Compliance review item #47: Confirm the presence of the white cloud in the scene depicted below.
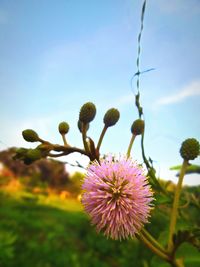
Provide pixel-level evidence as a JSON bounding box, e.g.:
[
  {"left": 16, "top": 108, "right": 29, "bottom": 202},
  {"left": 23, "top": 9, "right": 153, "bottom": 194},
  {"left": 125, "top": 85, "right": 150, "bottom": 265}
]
[{"left": 155, "top": 80, "right": 200, "bottom": 106}]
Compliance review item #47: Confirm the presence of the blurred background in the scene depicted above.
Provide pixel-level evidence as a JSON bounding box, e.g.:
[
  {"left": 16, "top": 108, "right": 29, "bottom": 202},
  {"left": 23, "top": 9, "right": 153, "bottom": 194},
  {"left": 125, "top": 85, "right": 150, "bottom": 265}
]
[{"left": 0, "top": 0, "right": 200, "bottom": 266}]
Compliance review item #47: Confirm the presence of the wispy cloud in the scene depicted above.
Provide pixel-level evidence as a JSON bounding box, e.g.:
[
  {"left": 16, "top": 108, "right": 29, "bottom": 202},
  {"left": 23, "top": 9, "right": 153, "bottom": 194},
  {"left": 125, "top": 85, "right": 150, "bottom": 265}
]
[{"left": 155, "top": 80, "right": 200, "bottom": 106}]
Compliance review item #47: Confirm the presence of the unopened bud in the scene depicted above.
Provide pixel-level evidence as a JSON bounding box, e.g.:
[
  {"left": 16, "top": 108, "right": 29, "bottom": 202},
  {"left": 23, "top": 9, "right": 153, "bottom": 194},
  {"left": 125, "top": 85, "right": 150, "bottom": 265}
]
[
  {"left": 58, "top": 122, "right": 69, "bottom": 135},
  {"left": 13, "top": 148, "right": 28, "bottom": 160},
  {"left": 24, "top": 149, "right": 42, "bottom": 165},
  {"left": 37, "top": 144, "right": 52, "bottom": 157},
  {"left": 131, "top": 119, "right": 145, "bottom": 135},
  {"left": 103, "top": 108, "right": 120, "bottom": 127},
  {"left": 79, "top": 102, "right": 96, "bottom": 124},
  {"left": 22, "top": 129, "right": 40, "bottom": 142},
  {"left": 78, "top": 120, "right": 89, "bottom": 133},
  {"left": 180, "top": 138, "right": 199, "bottom": 161}
]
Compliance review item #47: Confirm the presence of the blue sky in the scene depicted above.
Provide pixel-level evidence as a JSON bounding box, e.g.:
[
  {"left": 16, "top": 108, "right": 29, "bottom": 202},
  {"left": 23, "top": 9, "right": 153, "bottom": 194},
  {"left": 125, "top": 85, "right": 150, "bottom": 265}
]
[{"left": 0, "top": 0, "right": 200, "bottom": 184}]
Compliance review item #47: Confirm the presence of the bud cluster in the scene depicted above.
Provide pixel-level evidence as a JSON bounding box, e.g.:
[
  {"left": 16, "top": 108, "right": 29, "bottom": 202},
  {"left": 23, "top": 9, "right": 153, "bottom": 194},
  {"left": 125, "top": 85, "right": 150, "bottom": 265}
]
[
  {"left": 16, "top": 101, "right": 199, "bottom": 170},
  {"left": 15, "top": 101, "right": 121, "bottom": 164},
  {"left": 14, "top": 147, "right": 41, "bottom": 165}
]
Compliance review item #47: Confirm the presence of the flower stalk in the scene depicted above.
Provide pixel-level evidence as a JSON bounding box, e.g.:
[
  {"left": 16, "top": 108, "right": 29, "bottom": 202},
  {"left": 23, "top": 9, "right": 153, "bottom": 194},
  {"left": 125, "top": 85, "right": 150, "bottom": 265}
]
[
  {"left": 81, "top": 123, "right": 90, "bottom": 155},
  {"left": 138, "top": 232, "right": 170, "bottom": 262},
  {"left": 167, "top": 159, "right": 188, "bottom": 252},
  {"left": 127, "top": 134, "right": 136, "bottom": 158},
  {"left": 61, "top": 134, "right": 68, "bottom": 147},
  {"left": 139, "top": 230, "right": 185, "bottom": 267},
  {"left": 97, "top": 125, "right": 107, "bottom": 151},
  {"left": 140, "top": 228, "right": 167, "bottom": 255}
]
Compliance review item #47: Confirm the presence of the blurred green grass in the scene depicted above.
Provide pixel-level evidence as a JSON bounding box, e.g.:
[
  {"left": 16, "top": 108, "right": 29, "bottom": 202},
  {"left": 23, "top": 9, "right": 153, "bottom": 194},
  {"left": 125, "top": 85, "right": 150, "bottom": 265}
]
[
  {"left": 0, "top": 190, "right": 144, "bottom": 267},
  {"left": 0, "top": 186, "right": 199, "bottom": 267}
]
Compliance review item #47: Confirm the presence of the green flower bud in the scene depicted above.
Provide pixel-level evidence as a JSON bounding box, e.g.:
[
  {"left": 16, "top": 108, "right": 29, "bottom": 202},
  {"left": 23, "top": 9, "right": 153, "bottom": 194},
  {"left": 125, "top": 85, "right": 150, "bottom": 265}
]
[
  {"left": 37, "top": 144, "right": 52, "bottom": 151},
  {"left": 37, "top": 144, "right": 52, "bottom": 157},
  {"left": 131, "top": 119, "right": 145, "bottom": 135},
  {"left": 22, "top": 129, "right": 40, "bottom": 142},
  {"left": 79, "top": 102, "right": 96, "bottom": 124},
  {"left": 180, "top": 138, "right": 200, "bottom": 161},
  {"left": 77, "top": 120, "right": 89, "bottom": 133},
  {"left": 58, "top": 122, "right": 69, "bottom": 135},
  {"left": 103, "top": 108, "right": 120, "bottom": 127},
  {"left": 24, "top": 149, "right": 42, "bottom": 165},
  {"left": 13, "top": 148, "right": 28, "bottom": 160}
]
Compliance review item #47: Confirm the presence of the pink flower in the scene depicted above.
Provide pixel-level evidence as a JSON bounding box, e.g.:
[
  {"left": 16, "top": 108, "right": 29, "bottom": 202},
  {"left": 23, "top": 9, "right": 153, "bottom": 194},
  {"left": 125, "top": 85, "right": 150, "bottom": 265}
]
[{"left": 82, "top": 155, "right": 154, "bottom": 240}]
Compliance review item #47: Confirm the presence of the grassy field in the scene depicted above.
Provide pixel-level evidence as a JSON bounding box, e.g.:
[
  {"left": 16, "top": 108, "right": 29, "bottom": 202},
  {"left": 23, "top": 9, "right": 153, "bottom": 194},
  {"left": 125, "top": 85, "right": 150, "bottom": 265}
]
[{"left": 0, "top": 182, "right": 200, "bottom": 267}]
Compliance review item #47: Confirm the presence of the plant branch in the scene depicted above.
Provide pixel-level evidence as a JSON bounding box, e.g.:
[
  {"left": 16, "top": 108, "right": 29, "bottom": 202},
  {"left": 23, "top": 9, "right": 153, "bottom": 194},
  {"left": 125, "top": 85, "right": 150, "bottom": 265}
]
[{"left": 49, "top": 145, "right": 88, "bottom": 157}]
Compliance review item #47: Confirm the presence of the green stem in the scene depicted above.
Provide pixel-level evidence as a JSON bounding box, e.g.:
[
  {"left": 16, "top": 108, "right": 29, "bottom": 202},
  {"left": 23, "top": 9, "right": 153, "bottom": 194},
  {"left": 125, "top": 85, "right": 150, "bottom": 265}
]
[
  {"left": 167, "top": 159, "right": 188, "bottom": 252},
  {"left": 81, "top": 123, "right": 90, "bottom": 154},
  {"left": 126, "top": 134, "right": 136, "bottom": 158},
  {"left": 141, "top": 132, "right": 150, "bottom": 168},
  {"left": 61, "top": 134, "right": 68, "bottom": 147},
  {"left": 141, "top": 228, "right": 167, "bottom": 255},
  {"left": 171, "top": 258, "right": 185, "bottom": 267},
  {"left": 138, "top": 232, "right": 170, "bottom": 262},
  {"left": 97, "top": 125, "right": 107, "bottom": 151},
  {"left": 141, "top": 132, "right": 168, "bottom": 195},
  {"left": 38, "top": 138, "right": 49, "bottom": 144},
  {"left": 138, "top": 231, "right": 184, "bottom": 267}
]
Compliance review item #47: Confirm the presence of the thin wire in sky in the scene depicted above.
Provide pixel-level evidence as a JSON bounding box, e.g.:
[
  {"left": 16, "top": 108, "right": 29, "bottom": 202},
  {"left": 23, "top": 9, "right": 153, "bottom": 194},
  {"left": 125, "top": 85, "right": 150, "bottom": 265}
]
[{"left": 130, "top": 0, "right": 155, "bottom": 94}]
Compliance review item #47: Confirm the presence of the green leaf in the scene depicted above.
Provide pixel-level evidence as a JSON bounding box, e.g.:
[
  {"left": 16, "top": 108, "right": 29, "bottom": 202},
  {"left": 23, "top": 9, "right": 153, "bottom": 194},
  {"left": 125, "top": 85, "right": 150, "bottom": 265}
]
[
  {"left": 173, "top": 229, "right": 200, "bottom": 252},
  {"left": 170, "top": 164, "right": 200, "bottom": 175},
  {"left": 176, "top": 243, "right": 200, "bottom": 267},
  {"left": 155, "top": 194, "right": 172, "bottom": 205}
]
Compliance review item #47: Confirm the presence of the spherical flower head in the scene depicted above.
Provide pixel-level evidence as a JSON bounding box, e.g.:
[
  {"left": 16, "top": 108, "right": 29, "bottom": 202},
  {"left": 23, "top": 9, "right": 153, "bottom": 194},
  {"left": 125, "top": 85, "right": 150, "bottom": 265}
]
[{"left": 82, "top": 155, "right": 154, "bottom": 240}]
